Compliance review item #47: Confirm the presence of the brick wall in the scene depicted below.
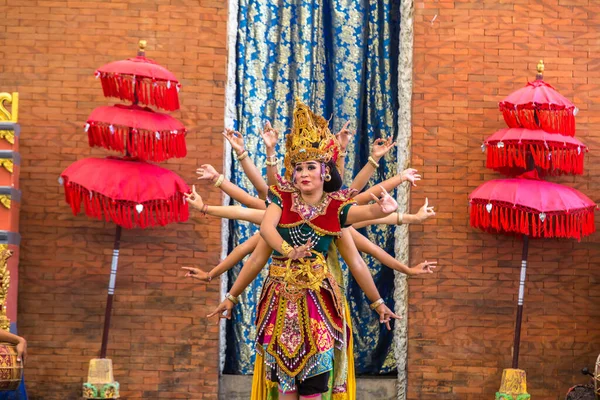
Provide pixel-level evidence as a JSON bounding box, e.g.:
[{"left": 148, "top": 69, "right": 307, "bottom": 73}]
[
  {"left": 1, "top": 1, "right": 227, "bottom": 398},
  {"left": 409, "top": 1, "right": 600, "bottom": 399}
]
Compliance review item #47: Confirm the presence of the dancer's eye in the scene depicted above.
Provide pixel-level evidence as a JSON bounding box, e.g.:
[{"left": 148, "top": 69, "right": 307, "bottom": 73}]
[
  {"left": 295, "top": 166, "right": 303, "bottom": 172},
  {"left": 308, "top": 165, "right": 316, "bottom": 170}
]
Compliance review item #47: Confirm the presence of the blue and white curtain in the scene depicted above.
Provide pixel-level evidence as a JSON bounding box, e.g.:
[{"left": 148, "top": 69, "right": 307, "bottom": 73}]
[{"left": 224, "top": 0, "right": 402, "bottom": 375}]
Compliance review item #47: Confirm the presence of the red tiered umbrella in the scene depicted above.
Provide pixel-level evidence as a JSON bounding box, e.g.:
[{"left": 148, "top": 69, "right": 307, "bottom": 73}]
[
  {"left": 470, "top": 62, "right": 597, "bottom": 373},
  {"left": 96, "top": 49, "right": 181, "bottom": 111},
  {"left": 61, "top": 41, "right": 189, "bottom": 365},
  {"left": 499, "top": 61, "right": 577, "bottom": 136},
  {"left": 61, "top": 157, "right": 189, "bottom": 229},
  {"left": 484, "top": 128, "right": 588, "bottom": 176},
  {"left": 86, "top": 104, "right": 187, "bottom": 161}
]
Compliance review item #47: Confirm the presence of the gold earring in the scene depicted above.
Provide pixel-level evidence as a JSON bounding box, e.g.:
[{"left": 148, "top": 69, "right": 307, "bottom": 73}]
[{"left": 324, "top": 173, "right": 331, "bottom": 182}]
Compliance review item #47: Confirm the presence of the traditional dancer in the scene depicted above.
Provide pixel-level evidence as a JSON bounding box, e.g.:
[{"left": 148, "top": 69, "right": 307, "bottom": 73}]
[{"left": 203, "top": 99, "right": 423, "bottom": 399}]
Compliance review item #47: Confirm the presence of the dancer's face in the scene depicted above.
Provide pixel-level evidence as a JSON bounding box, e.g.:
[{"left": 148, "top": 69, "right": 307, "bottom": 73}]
[{"left": 293, "top": 161, "right": 324, "bottom": 193}]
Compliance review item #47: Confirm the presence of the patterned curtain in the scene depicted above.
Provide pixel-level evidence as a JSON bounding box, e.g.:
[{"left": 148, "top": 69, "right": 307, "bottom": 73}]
[{"left": 224, "top": 0, "right": 401, "bottom": 375}]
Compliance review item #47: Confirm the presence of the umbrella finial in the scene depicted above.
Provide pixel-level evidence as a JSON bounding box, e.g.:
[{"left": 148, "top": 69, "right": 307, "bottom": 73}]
[
  {"left": 536, "top": 59, "right": 544, "bottom": 80},
  {"left": 138, "top": 40, "right": 147, "bottom": 57}
]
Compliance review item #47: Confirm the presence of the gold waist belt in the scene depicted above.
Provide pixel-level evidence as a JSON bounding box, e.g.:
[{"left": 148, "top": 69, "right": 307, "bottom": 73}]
[{"left": 270, "top": 253, "right": 328, "bottom": 291}]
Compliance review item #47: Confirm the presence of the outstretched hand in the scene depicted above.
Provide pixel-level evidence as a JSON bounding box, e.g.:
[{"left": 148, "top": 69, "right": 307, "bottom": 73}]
[
  {"left": 408, "top": 260, "right": 438, "bottom": 276},
  {"left": 207, "top": 299, "right": 235, "bottom": 324},
  {"left": 375, "top": 303, "right": 401, "bottom": 331},
  {"left": 196, "top": 164, "right": 220, "bottom": 183},
  {"left": 335, "top": 121, "right": 354, "bottom": 152},
  {"left": 371, "top": 137, "right": 396, "bottom": 160},
  {"left": 370, "top": 187, "right": 398, "bottom": 214},
  {"left": 416, "top": 198, "right": 435, "bottom": 222},
  {"left": 259, "top": 121, "right": 279, "bottom": 150},
  {"left": 222, "top": 128, "right": 245, "bottom": 155},
  {"left": 401, "top": 168, "right": 421, "bottom": 187},
  {"left": 182, "top": 266, "right": 210, "bottom": 282},
  {"left": 184, "top": 185, "right": 205, "bottom": 210}
]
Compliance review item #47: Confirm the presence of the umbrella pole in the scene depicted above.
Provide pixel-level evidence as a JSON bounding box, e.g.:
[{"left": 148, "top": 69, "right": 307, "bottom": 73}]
[
  {"left": 100, "top": 225, "right": 122, "bottom": 358},
  {"left": 512, "top": 234, "right": 529, "bottom": 369}
]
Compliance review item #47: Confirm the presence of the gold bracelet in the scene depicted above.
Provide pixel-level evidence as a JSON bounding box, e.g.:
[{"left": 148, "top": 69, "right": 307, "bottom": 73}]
[
  {"left": 265, "top": 158, "right": 278, "bottom": 166},
  {"left": 368, "top": 156, "right": 379, "bottom": 168},
  {"left": 236, "top": 150, "right": 248, "bottom": 161},
  {"left": 340, "top": 151, "right": 347, "bottom": 157},
  {"left": 280, "top": 241, "right": 293, "bottom": 257},
  {"left": 225, "top": 292, "right": 239, "bottom": 305},
  {"left": 214, "top": 174, "right": 225, "bottom": 188},
  {"left": 397, "top": 211, "right": 404, "bottom": 225},
  {"left": 369, "top": 298, "right": 384, "bottom": 310}
]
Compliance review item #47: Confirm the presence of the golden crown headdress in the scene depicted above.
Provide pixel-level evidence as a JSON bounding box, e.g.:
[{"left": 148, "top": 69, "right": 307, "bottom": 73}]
[{"left": 283, "top": 98, "right": 339, "bottom": 179}]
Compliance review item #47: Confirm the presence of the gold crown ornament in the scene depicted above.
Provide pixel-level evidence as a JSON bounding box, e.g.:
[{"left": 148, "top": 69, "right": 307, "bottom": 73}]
[{"left": 283, "top": 98, "right": 339, "bottom": 179}]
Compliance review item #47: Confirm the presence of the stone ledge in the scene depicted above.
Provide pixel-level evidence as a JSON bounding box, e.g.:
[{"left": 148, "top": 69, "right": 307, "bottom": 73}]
[{"left": 219, "top": 374, "right": 397, "bottom": 399}]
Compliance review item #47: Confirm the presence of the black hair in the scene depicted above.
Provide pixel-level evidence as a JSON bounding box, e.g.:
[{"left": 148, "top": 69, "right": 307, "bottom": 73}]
[{"left": 323, "top": 159, "right": 342, "bottom": 192}]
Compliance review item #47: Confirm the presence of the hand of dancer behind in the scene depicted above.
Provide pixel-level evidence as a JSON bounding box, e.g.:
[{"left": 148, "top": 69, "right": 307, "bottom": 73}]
[
  {"left": 287, "top": 239, "right": 312, "bottom": 260},
  {"left": 335, "top": 121, "right": 354, "bottom": 152},
  {"left": 415, "top": 197, "right": 435, "bottom": 222},
  {"left": 259, "top": 121, "right": 279, "bottom": 150},
  {"left": 401, "top": 168, "right": 421, "bottom": 186},
  {"left": 207, "top": 298, "right": 235, "bottom": 324},
  {"left": 183, "top": 185, "right": 204, "bottom": 210},
  {"left": 196, "top": 164, "right": 220, "bottom": 183},
  {"left": 222, "top": 128, "right": 245, "bottom": 155},
  {"left": 16, "top": 339, "right": 26, "bottom": 365},
  {"left": 375, "top": 303, "right": 401, "bottom": 331},
  {"left": 370, "top": 187, "right": 398, "bottom": 214},
  {"left": 181, "top": 266, "right": 210, "bottom": 282},
  {"left": 371, "top": 137, "right": 396, "bottom": 160},
  {"left": 408, "top": 261, "right": 438, "bottom": 276}
]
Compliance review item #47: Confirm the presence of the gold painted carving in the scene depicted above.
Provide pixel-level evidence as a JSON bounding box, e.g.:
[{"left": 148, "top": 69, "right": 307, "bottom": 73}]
[
  {"left": 0, "top": 196, "right": 10, "bottom": 209},
  {"left": 0, "top": 93, "right": 18, "bottom": 146},
  {"left": 0, "top": 160, "right": 13, "bottom": 174},
  {"left": 0, "top": 245, "right": 12, "bottom": 332}
]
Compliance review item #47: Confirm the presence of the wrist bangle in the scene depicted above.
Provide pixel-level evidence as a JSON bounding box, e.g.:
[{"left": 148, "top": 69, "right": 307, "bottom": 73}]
[
  {"left": 266, "top": 154, "right": 277, "bottom": 160},
  {"left": 225, "top": 292, "right": 239, "bottom": 305},
  {"left": 201, "top": 204, "right": 208, "bottom": 217},
  {"left": 265, "top": 158, "right": 278, "bottom": 166},
  {"left": 236, "top": 150, "right": 248, "bottom": 161},
  {"left": 369, "top": 298, "right": 384, "bottom": 310},
  {"left": 280, "top": 241, "right": 293, "bottom": 257},
  {"left": 207, "top": 272, "right": 212, "bottom": 282},
  {"left": 340, "top": 151, "right": 347, "bottom": 157},
  {"left": 214, "top": 174, "right": 225, "bottom": 188},
  {"left": 396, "top": 211, "right": 403, "bottom": 225},
  {"left": 368, "top": 156, "right": 379, "bottom": 169}
]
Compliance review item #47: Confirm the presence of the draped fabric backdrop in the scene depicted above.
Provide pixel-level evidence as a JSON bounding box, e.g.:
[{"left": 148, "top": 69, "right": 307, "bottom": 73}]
[{"left": 224, "top": 0, "right": 402, "bottom": 375}]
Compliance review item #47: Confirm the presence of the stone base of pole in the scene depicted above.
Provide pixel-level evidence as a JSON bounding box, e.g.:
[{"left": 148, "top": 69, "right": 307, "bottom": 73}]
[
  {"left": 82, "top": 358, "right": 120, "bottom": 399},
  {"left": 495, "top": 368, "right": 530, "bottom": 400}
]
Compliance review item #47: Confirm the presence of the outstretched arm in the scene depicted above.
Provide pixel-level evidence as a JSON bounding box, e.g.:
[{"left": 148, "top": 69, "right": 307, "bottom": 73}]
[
  {"left": 354, "top": 168, "right": 421, "bottom": 205},
  {"left": 335, "top": 121, "right": 354, "bottom": 178},
  {"left": 350, "top": 137, "right": 396, "bottom": 191},
  {"left": 351, "top": 198, "right": 435, "bottom": 229},
  {"left": 206, "top": 237, "right": 273, "bottom": 322},
  {"left": 223, "top": 128, "right": 269, "bottom": 199},
  {"left": 336, "top": 228, "right": 400, "bottom": 330},
  {"left": 349, "top": 228, "right": 437, "bottom": 276},
  {"left": 260, "top": 121, "right": 281, "bottom": 186},
  {"left": 345, "top": 187, "right": 398, "bottom": 226},
  {"left": 185, "top": 185, "right": 265, "bottom": 224},
  {"left": 182, "top": 232, "right": 261, "bottom": 282},
  {"left": 196, "top": 164, "right": 266, "bottom": 210}
]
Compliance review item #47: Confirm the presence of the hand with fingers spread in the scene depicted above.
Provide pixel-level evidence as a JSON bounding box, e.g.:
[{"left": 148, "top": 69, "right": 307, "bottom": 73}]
[
  {"left": 375, "top": 303, "right": 401, "bottom": 331},
  {"left": 287, "top": 239, "right": 313, "bottom": 260},
  {"left": 415, "top": 197, "right": 436, "bottom": 222},
  {"left": 196, "top": 164, "right": 220, "bottom": 183},
  {"left": 182, "top": 266, "right": 210, "bottom": 282},
  {"left": 222, "top": 128, "right": 245, "bottom": 155},
  {"left": 207, "top": 299, "right": 235, "bottom": 324},
  {"left": 401, "top": 168, "right": 421, "bottom": 187},
  {"left": 370, "top": 187, "right": 398, "bottom": 214},
  {"left": 259, "top": 121, "right": 279, "bottom": 150},
  {"left": 371, "top": 137, "right": 396, "bottom": 160},
  {"left": 335, "top": 121, "right": 354, "bottom": 152},
  {"left": 408, "top": 260, "right": 438, "bottom": 276},
  {"left": 184, "top": 185, "right": 205, "bottom": 210}
]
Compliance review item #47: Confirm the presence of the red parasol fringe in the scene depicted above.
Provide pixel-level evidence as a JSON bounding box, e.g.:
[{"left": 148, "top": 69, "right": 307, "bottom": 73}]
[
  {"left": 499, "top": 105, "right": 576, "bottom": 136},
  {"left": 469, "top": 202, "right": 595, "bottom": 241},
  {"left": 87, "top": 123, "right": 187, "bottom": 162},
  {"left": 98, "top": 75, "right": 180, "bottom": 111},
  {"left": 62, "top": 182, "right": 189, "bottom": 229}
]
